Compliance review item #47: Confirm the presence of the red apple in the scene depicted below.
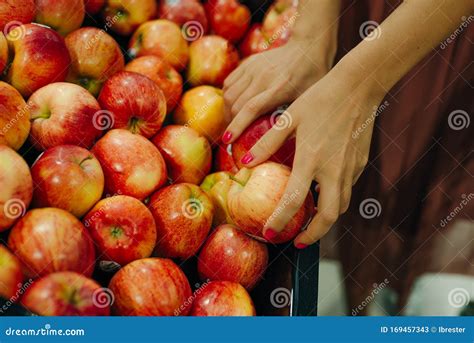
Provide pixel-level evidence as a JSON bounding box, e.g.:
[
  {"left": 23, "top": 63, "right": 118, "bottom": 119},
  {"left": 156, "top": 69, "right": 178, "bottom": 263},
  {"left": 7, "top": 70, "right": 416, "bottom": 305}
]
[
  {"left": 0, "top": 32, "right": 7, "bottom": 74},
  {"left": 232, "top": 114, "right": 296, "bottom": 169},
  {"left": 98, "top": 71, "right": 166, "bottom": 138},
  {"left": 239, "top": 23, "right": 269, "bottom": 57},
  {"left": 8, "top": 208, "right": 96, "bottom": 278},
  {"left": 0, "top": 81, "right": 31, "bottom": 150},
  {"left": 198, "top": 224, "right": 268, "bottom": 290},
  {"left": 173, "top": 86, "right": 228, "bottom": 144},
  {"left": 213, "top": 142, "right": 239, "bottom": 174},
  {"left": 84, "top": 0, "right": 105, "bottom": 15},
  {"left": 109, "top": 258, "right": 192, "bottom": 316},
  {"left": 129, "top": 19, "right": 189, "bottom": 71},
  {"left": 4, "top": 24, "right": 71, "bottom": 98},
  {"left": 152, "top": 125, "right": 212, "bottom": 184},
  {"left": 31, "top": 145, "right": 105, "bottom": 218},
  {"left": 28, "top": 82, "right": 102, "bottom": 151},
  {"left": 91, "top": 129, "right": 167, "bottom": 200},
  {"left": 205, "top": 0, "right": 251, "bottom": 43},
  {"left": 83, "top": 195, "right": 157, "bottom": 266},
  {"left": 200, "top": 172, "right": 234, "bottom": 226},
  {"left": 66, "top": 27, "right": 125, "bottom": 96},
  {"left": 190, "top": 281, "right": 256, "bottom": 316},
  {"left": 0, "top": 146, "right": 32, "bottom": 232},
  {"left": 21, "top": 272, "right": 110, "bottom": 316},
  {"left": 159, "top": 0, "right": 208, "bottom": 33},
  {"left": 0, "top": 0, "right": 35, "bottom": 33},
  {"left": 187, "top": 35, "right": 239, "bottom": 87},
  {"left": 0, "top": 245, "right": 23, "bottom": 300},
  {"left": 124, "top": 56, "right": 182, "bottom": 112},
  {"left": 261, "top": 0, "right": 298, "bottom": 47},
  {"left": 148, "top": 183, "right": 214, "bottom": 259},
  {"left": 102, "top": 0, "right": 157, "bottom": 36},
  {"left": 35, "top": 0, "right": 85, "bottom": 36},
  {"left": 227, "top": 162, "right": 314, "bottom": 243}
]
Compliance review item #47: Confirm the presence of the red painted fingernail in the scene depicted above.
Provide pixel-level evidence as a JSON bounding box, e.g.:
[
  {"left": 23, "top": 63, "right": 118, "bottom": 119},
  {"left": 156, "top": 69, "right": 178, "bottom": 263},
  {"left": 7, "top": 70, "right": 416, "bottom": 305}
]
[
  {"left": 241, "top": 152, "right": 254, "bottom": 165},
  {"left": 263, "top": 228, "right": 277, "bottom": 241},
  {"left": 222, "top": 131, "right": 232, "bottom": 144},
  {"left": 295, "top": 243, "right": 308, "bottom": 249}
]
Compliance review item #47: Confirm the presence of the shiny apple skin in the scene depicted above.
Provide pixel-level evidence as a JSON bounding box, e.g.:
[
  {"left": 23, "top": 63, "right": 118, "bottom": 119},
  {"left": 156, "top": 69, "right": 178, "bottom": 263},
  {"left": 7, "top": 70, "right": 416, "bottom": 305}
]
[
  {"left": 8, "top": 208, "right": 96, "bottom": 278},
  {"left": 98, "top": 71, "right": 167, "bottom": 138},
  {"left": 0, "top": 81, "right": 31, "bottom": 150},
  {"left": 200, "top": 172, "right": 234, "bottom": 226},
  {"left": 91, "top": 129, "right": 168, "bottom": 200},
  {"left": 0, "top": 32, "right": 8, "bottom": 74},
  {"left": 102, "top": 0, "right": 157, "bottom": 36},
  {"left": 129, "top": 19, "right": 189, "bottom": 72},
  {"left": 173, "top": 86, "right": 228, "bottom": 144},
  {"left": 190, "top": 281, "right": 256, "bottom": 316},
  {"left": 198, "top": 224, "right": 268, "bottom": 290},
  {"left": 28, "top": 82, "right": 102, "bottom": 151},
  {"left": 5, "top": 24, "right": 71, "bottom": 98},
  {"left": 0, "top": 0, "right": 35, "bottom": 33},
  {"left": 35, "top": 0, "right": 85, "bottom": 36},
  {"left": 125, "top": 56, "right": 182, "bottom": 112},
  {"left": 0, "top": 146, "right": 33, "bottom": 232},
  {"left": 148, "top": 183, "right": 214, "bottom": 259},
  {"left": 159, "top": 0, "right": 208, "bottom": 32},
  {"left": 187, "top": 35, "right": 239, "bottom": 87},
  {"left": 232, "top": 114, "right": 296, "bottom": 169},
  {"left": 21, "top": 272, "right": 110, "bottom": 316},
  {"left": 109, "top": 258, "right": 192, "bottom": 316},
  {"left": 227, "top": 162, "right": 314, "bottom": 243},
  {"left": 213, "top": 142, "right": 239, "bottom": 174},
  {"left": 84, "top": 0, "right": 105, "bottom": 15},
  {"left": 239, "top": 23, "right": 269, "bottom": 57},
  {"left": 66, "top": 27, "right": 125, "bottom": 96},
  {"left": 205, "top": 0, "right": 251, "bottom": 43},
  {"left": 0, "top": 245, "right": 23, "bottom": 300},
  {"left": 31, "top": 145, "right": 105, "bottom": 218},
  {"left": 152, "top": 125, "right": 211, "bottom": 184},
  {"left": 83, "top": 195, "right": 157, "bottom": 266},
  {"left": 262, "top": 0, "right": 298, "bottom": 36}
]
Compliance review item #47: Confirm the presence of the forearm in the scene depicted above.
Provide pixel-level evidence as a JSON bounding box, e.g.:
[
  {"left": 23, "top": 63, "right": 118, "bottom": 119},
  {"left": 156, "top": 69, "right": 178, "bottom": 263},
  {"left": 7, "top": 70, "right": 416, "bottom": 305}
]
[
  {"left": 334, "top": 0, "right": 474, "bottom": 97},
  {"left": 290, "top": 0, "right": 342, "bottom": 68}
]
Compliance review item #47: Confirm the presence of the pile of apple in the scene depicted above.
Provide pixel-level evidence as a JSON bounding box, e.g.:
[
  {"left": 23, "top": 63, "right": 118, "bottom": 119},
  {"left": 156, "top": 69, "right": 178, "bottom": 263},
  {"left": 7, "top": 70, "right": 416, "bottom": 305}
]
[{"left": 0, "top": 0, "right": 311, "bottom": 317}]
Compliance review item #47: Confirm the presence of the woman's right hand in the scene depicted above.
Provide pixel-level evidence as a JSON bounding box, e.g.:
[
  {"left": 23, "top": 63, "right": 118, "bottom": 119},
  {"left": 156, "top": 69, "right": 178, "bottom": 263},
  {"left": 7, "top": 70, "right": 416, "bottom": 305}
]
[{"left": 222, "top": 40, "right": 334, "bottom": 143}]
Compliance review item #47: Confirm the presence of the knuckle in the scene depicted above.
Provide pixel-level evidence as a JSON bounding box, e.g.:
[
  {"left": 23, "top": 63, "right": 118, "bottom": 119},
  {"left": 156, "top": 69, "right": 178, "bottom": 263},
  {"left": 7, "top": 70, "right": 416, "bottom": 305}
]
[
  {"left": 223, "top": 93, "right": 234, "bottom": 105},
  {"left": 244, "top": 99, "right": 261, "bottom": 114},
  {"left": 320, "top": 210, "right": 339, "bottom": 224}
]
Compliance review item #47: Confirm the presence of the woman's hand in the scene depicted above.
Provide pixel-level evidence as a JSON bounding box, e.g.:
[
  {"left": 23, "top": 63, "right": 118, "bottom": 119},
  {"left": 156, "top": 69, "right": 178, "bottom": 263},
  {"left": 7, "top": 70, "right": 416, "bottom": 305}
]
[
  {"left": 239, "top": 69, "right": 386, "bottom": 248},
  {"left": 221, "top": 39, "right": 334, "bottom": 143}
]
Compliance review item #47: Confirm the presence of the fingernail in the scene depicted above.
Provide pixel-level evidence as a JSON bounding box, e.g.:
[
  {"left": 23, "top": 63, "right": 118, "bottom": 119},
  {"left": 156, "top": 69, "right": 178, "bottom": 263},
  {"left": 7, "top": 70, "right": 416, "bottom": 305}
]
[
  {"left": 241, "top": 152, "right": 254, "bottom": 165},
  {"left": 263, "top": 228, "right": 277, "bottom": 240},
  {"left": 222, "top": 131, "right": 232, "bottom": 144},
  {"left": 295, "top": 243, "right": 308, "bottom": 249}
]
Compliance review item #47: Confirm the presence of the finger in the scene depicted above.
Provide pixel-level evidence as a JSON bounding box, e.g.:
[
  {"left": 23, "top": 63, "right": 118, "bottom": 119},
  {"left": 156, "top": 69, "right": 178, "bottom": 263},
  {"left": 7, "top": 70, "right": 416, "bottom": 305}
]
[
  {"left": 241, "top": 123, "right": 293, "bottom": 168},
  {"left": 224, "top": 88, "right": 279, "bottom": 143},
  {"left": 223, "top": 74, "right": 251, "bottom": 110},
  {"left": 230, "top": 83, "right": 262, "bottom": 116},
  {"left": 340, "top": 174, "right": 352, "bottom": 214},
  {"left": 294, "top": 178, "right": 341, "bottom": 248},
  {"left": 223, "top": 65, "right": 246, "bottom": 90},
  {"left": 262, "top": 148, "right": 314, "bottom": 241}
]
